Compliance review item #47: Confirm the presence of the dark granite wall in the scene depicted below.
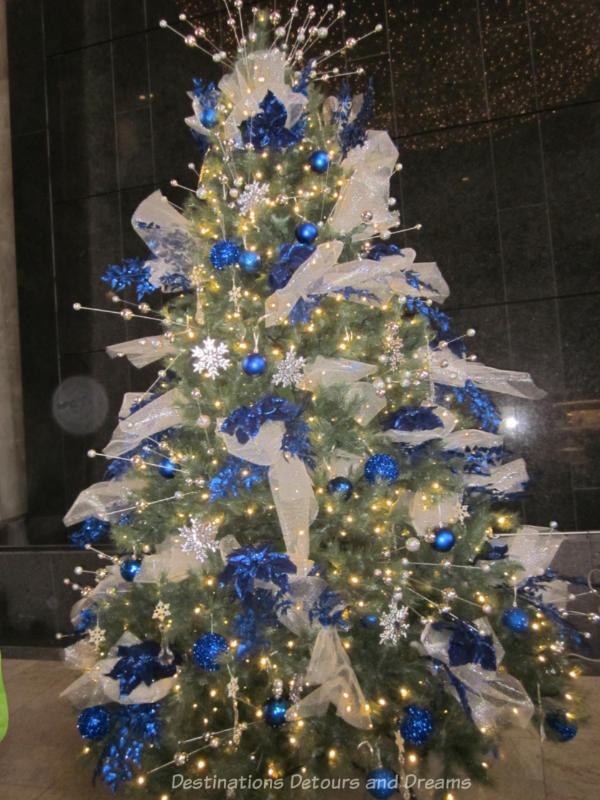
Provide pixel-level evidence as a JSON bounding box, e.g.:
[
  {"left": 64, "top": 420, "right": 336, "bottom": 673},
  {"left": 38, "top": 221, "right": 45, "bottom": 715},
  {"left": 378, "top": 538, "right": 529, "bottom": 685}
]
[{"left": 4, "top": 0, "right": 600, "bottom": 554}]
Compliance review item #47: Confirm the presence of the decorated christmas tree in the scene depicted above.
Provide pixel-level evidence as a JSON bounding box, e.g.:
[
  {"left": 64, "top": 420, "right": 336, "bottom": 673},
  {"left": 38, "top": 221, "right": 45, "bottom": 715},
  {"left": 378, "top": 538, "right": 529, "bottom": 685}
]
[{"left": 60, "top": 5, "right": 584, "bottom": 798}]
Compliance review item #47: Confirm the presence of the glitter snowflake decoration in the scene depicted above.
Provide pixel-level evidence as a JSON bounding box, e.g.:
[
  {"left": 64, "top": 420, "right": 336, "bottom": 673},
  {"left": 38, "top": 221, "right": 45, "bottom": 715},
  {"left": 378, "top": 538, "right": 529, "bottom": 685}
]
[
  {"left": 380, "top": 593, "right": 410, "bottom": 645},
  {"left": 226, "top": 675, "right": 239, "bottom": 699},
  {"left": 191, "top": 337, "right": 231, "bottom": 379},
  {"left": 178, "top": 517, "right": 220, "bottom": 562},
  {"left": 152, "top": 600, "right": 171, "bottom": 624},
  {"left": 228, "top": 281, "right": 242, "bottom": 310},
  {"left": 88, "top": 624, "right": 107, "bottom": 651},
  {"left": 272, "top": 348, "right": 306, "bottom": 389},
  {"left": 457, "top": 503, "right": 471, "bottom": 523},
  {"left": 237, "top": 181, "right": 269, "bottom": 216},
  {"left": 380, "top": 321, "right": 404, "bottom": 370}
]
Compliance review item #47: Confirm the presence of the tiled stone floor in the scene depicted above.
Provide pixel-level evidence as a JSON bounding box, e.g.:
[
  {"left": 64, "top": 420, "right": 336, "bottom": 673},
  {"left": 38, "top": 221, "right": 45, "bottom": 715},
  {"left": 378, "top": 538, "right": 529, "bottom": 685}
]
[{"left": 0, "top": 658, "right": 599, "bottom": 800}]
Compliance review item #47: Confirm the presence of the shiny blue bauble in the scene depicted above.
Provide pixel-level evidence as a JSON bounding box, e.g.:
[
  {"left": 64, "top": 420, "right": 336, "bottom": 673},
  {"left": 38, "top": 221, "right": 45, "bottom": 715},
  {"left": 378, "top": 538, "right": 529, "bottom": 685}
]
[
  {"left": 210, "top": 240, "right": 241, "bottom": 270},
  {"left": 192, "top": 632, "right": 229, "bottom": 671},
  {"left": 158, "top": 456, "right": 176, "bottom": 478},
  {"left": 365, "top": 767, "right": 398, "bottom": 799},
  {"left": 242, "top": 352, "right": 267, "bottom": 376},
  {"left": 309, "top": 150, "right": 329, "bottom": 173},
  {"left": 199, "top": 106, "right": 217, "bottom": 128},
  {"left": 295, "top": 221, "right": 318, "bottom": 245},
  {"left": 361, "top": 614, "right": 378, "bottom": 628},
  {"left": 430, "top": 528, "right": 456, "bottom": 552},
  {"left": 238, "top": 250, "right": 261, "bottom": 274},
  {"left": 545, "top": 710, "right": 577, "bottom": 742},
  {"left": 327, "top": 476, "right": 353, "bottom": 499},
  {"left": 364, "top": 454, "right": 400, "bottom": 485},
  {"left": 262, "top": 697, "right": 291, "bottom": 727},
  {"left": 78, "top": 705, "right": 111, "bottom": 740},
  {"left": 397, "top": 705, "right": 434, "bottom": 745},
  {"left": 120, "top": 557, "right": 142, "bottom": 582},
  {"left": 502, "top": 606, "right": 529, "bottom": 633}
]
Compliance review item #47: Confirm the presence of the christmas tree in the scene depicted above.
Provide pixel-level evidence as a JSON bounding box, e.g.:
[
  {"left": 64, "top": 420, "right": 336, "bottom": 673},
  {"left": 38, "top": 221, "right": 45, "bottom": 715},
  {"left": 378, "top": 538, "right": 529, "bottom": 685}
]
[{"left": 60, "top": 5, "right": 583, "bottom": 798}]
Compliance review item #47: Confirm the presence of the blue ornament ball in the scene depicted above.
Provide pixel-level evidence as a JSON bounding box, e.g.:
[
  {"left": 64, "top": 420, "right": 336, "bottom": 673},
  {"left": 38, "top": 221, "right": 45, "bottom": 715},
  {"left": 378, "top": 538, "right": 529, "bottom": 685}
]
[
  {"left": 361, "top": 614, "right": 378, "bottom": 628},
  {"left": 199, "top": 106, "right": 217, "bottom": 128},
  {"left": 295, "top": 221, "right": 318, "bottom": 245},
  {"left": 210, "top": 240, "right": 241, "bottom": 270},
  {"left": 398, "top": 705, "right": 434, "bottom": 745},
  {"left": 242, "top": 352, "right": 267, "bottom": 376},
  {"left": 192, "top": 632, "right": 229, "bottom": 671},
  {"left": 78, "top": 705, "right": 111, "bottom": 740},
  {"left": 364, "top": 454, "right": 400, "bottom": 485},
  {"left": 158, "top": 456, "right": 176, "bottom": 478},
  {"left": 430, "top": 528, "right": 456, "bottom": 553},
  {"left": 238, "top": 250, "right": 261, "bottom": 274},
  {"left": 262, "top": 697, "right": 291, "bottom": 728},
  {"left": 120, "top": 557, "right": 142, "bottom": 582},
  {"left": 502, "top": 606, "right": 529, "bottom": 633},
  {"left": 365, "top": 767, "right": 398, "bottom": 799},
  {"left": 327, "top": 476, "right": 353, "bottom": 499},
  {"left": 309, "top": 149, "right": 329, "bottom": 173},
  {"left": 545, "top": 710, "right": 577, "bottom": 742}
]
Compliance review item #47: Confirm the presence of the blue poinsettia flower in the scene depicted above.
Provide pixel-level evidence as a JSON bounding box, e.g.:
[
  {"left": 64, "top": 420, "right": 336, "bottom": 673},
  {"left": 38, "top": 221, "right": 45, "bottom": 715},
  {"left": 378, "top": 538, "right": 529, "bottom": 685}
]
[
  {"left": 102, "top": 258, "right": 157, "bottom": 300},
  {"left": 219, "top": 542, "right": 297, "bottom": 607},
  {"left": 241, "top": 91, "right": 306, "bottom": 150},
  {"left": 106, "top": 641, "right": 179, "bottom": 697}
]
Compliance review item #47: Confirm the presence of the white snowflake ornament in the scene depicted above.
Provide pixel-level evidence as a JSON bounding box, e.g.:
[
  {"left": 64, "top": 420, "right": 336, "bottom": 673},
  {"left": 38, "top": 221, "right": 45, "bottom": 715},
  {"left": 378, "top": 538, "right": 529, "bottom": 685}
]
[
  {"left": 178, "top": 517, "right": 220, "bottom": 562},
  {"left": 88, "top": 624, "right": 107, "bottom": 651},
  {"left": 191, "top": 337, "right": 231, "bottom": 379},
  {"left": 379, "top": 593, "right": 410, "bottom": 646},
  {"left": 272, "top": 348, "right": 306, "bottom": 389},
  {"left": 152, "top": 600, "right": 171, "bottom": 624}
]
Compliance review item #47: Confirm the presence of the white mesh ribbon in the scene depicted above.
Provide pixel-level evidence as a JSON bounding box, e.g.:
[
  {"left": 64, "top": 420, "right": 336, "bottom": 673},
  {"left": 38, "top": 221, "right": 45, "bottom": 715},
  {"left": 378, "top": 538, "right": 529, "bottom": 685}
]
[
  {"left": 507, "top": 526, "right": 565, "bottom": 580},
  {"left": 409, "top": 491, "right": 464, "bottom": 536},
  {"left": 301, "top": 356, "right": 386, "bottom": 426},
  {"left": 424, "top": 347, "right": 546, "bottom": 400},
  {"left": 218, "top": 421, "right": 317, "bottom": 574},
  {"left": 420, "top": 619, "right": 534, "bottom": 729},
  {"left": 465, "top": 458, "right": 529, "bottom": 495},
  {"left": 290, "top": 626, "right": 371, "bottom": 729},
  {"left": 103, "top": 389, "right": 185, "bottom": 457},
  {"left": 264, "top": 240, "right": 344, "bottom": 326},
  {"left": 329, "top": 130, "right": 399, "bottom": 239},
  {"left": 61, "top": 633, "right": 177, "bottom": 708},
  {"left": 106, "top": 335, "right": 178, "bottom": 368},
  {"left": 63, "top": 476, "right": 144, "bottom": 527},
  {"left": 135, "top": 537, "right": 208, "bottom": 583},
  {"left": 132, "top": 190, "right": 193, "bottom": 288},
  {"left": 219, "top": 50, "right": 308, "bottom": 140}
]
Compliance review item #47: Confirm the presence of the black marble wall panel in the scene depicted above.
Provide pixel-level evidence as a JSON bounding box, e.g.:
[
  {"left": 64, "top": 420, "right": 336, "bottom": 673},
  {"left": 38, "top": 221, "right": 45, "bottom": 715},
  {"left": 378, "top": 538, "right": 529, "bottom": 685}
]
[{"left": 5, "top": 0, "right": 600, "bottom": 556}]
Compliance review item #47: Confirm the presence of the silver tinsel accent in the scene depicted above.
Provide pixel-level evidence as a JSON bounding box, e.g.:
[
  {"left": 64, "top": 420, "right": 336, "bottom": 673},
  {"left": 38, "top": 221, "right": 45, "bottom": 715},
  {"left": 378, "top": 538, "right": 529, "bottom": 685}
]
[
  {"left": 272, "top": 348, "right": 306, "bottom": 388},
  {"left": 381, "top": 321, "right": 404, "bottom": 370},
  {"left": 178, "top": 517, "right": 220, "bottom": 561},
  {"left": 237, "top": 181, "right": 269, "bottom": 216},
  {"left": 191, "top": 337, "right": 231, "bottom": 379}
]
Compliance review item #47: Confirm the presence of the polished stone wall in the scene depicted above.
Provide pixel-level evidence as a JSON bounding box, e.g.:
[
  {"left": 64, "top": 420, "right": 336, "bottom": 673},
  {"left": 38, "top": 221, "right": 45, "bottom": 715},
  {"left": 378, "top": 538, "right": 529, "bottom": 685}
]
[{"left": 2, "top": 0, "right": 600, "bottom": 645}]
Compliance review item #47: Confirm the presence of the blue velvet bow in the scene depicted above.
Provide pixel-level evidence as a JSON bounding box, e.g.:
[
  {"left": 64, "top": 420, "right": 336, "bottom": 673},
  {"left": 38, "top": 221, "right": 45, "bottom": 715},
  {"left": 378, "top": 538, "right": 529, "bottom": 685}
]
[
  {"left": 219, "top": 543, "right": 297, "bottom": 608},
  {"left": 268, "top": 242, "right": 315, "bottom": 291},
  {"left": 95, "top": 703, "right": 161, "bottom": 791},
  {"left": 241, "top": 91, "right": 306, "bottom": 150},
  {"left": 106, "top": 641, "right": 178, "bottom": 697},
  {"left": 383, "top": 406, "right": 444, "bottom": 432}
]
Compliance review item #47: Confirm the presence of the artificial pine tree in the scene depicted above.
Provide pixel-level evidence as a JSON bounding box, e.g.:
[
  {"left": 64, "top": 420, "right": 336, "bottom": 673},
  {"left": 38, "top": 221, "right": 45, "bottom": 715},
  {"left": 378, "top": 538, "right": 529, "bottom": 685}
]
[{"left": 61, "top": 5, "right": 584, "bottom": 798}]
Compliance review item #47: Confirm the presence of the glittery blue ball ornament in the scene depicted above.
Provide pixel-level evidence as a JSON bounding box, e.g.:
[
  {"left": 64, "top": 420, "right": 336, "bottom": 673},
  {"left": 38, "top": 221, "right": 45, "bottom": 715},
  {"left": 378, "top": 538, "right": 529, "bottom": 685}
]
[
  {"left": 242, "top": 352, "right": 267, "bottom": 376},
  {"left": 120, "top": 557, "right": 142, "bottom": 582},
  {"left": 210, "top": 240, "right": 241, "bottom": 270},
  {"left": 398, "top": 705, "right": 434, "bottom": 745},
  {"left": 199, "top": 106, "right": 217, "bottom": 128},
  {"left": 262, "top": 697, "right": 291, "bottom": 727},
  {"left": 502, "top": 606, "right": 529, "bottom": 633},
  {"left": 365, "top": 767, "right": 398, "bottom": 799},
  {"left": 192, "top": 632, "right": 229, "bottom": 671},
  {"left": 327, "top": 476, "right": 353, "bottom": 499},
  {"left": 295, "top": 221, "right": 318, "bottom": 245},
  {"left": 309, "top": 149, "right": 329, "bottom": 173},
  {"left": 545, "top": 710, "right": 577, "bottom": 742},
  {"left": 238, "top": 250, "right": 261, "bottom": 274},
  {"left": 361, "top": 614, "right": 378, "bottom": 628},
  {"left": 430, "top": 528, "right": 456, "bottom": 552},
  {"left": 158, "top": 456, "right": 176, "bottom": 478},
  {"left": 78, "top": 705, "right": 111, "bottom": 740},
  {"left": 364, "top": 454, "right": 400, "bottom": 485}
]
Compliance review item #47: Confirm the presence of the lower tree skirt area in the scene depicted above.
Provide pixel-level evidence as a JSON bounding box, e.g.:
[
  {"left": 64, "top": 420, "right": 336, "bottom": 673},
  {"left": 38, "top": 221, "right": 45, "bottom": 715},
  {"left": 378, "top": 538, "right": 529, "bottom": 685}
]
[{"left": 0, "top": 658, "right": 597, "bottom": 800}]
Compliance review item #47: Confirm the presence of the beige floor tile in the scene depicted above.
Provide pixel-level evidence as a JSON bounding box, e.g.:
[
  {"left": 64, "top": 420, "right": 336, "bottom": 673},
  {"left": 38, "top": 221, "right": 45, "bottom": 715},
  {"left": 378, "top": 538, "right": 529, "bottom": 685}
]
[{"left": 0, "top": 786, "right": 47, "bottom": 800}]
